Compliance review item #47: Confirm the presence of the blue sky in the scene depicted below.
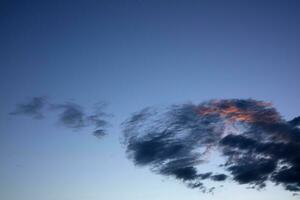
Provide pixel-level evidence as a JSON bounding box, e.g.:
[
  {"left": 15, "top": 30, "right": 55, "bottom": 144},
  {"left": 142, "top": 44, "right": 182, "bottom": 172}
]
[{"left": 1, "top": 1, "right": 300, "bottom": 199}]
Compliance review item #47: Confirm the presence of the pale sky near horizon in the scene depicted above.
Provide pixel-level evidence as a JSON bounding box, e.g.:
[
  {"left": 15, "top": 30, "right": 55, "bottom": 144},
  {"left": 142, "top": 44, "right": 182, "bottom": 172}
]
[{"left": 1, "top": 1, "right": 300, "bottom": 199}]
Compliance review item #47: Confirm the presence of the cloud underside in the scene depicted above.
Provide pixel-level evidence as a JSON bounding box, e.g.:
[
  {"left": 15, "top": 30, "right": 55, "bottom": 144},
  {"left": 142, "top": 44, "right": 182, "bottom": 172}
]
[
  {"left": 11, "top": 97, "right": 110, "bottom": 138},
  {"left": 122, "top": 99, "right": 300, "bottom": 193}
]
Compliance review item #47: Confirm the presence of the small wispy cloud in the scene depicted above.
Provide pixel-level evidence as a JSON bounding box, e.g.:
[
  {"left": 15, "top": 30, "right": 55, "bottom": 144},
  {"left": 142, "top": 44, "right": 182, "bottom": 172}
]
[
  {"left": 122, "top": 99, "right": 300, "bottom": 194},
  {"left": 51, "top": 102, "right": 87, "bottom": 129},
  {"left": 10, "top": 97, "right": 47, "bottom": 119},
  {"left": 11, "top": 97, "right": 111, "bottom": 138}
]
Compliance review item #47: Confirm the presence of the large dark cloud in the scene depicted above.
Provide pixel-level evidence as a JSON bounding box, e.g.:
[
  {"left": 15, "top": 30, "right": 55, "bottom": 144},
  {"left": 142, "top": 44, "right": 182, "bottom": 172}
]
[
  {"left": 11, "top": 97, "right": 110, "bottom": 138},
  {"left": 289, "top": 116, "right": 300, "bottom": 127},
  {"left": 122, "top": 99, "right": 300, "bottom": 193}
]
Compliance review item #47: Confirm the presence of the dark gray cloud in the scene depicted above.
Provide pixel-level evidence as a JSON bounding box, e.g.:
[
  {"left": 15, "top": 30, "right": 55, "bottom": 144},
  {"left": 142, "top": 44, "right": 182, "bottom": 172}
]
[
  {"left": 51, "top": 102, "right": 86, "bottom": 129},
  {"left": 10, "top": 97, "right": 47, "bottom": 119},
  {"left": 12, "top": 97, "right": 110, "bottom": 138},
  {"left": 122, "top": 99, "right": 300, "bottom": 193},
  {"left": 93, "top": 129, "right": 107, "bottom": 139},
  {"left": 86, "top": 102, "right": 110, "bottom": 129},
  {"left": 289, "top": 116, "right": 300, "bottom": 127}
]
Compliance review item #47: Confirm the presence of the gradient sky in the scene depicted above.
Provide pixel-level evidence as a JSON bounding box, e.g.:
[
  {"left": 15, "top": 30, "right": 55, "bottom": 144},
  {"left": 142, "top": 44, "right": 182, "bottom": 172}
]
[{"left": 1, "top": 0, "right": 300, "bottom": 200}]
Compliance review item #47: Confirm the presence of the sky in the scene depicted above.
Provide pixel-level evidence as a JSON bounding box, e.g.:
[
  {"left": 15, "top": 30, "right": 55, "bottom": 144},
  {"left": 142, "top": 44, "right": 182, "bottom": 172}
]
[{"left": 1, "top": 0, "right": 300, "bottom": 200}]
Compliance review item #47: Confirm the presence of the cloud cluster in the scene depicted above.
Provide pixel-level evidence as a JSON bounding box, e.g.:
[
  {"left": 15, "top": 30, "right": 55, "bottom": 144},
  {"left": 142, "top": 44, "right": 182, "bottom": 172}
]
[
  {"left": 122, "top": 99, "right": 300, "bottom": 193},
  {"left": 11, "top": 97, "right": 110, "bottom": 138}
]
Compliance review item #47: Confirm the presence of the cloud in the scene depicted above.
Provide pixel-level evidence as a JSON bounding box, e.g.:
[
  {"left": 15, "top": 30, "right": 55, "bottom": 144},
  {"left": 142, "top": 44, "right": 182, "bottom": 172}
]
[
  {"left": 122, "top": 99, "right": 300, "bottom": 193},
  {"left": 11, "top": 97, "right": 110, "bottom": 138},
  {"left": 93, "top": 129, "right": 107, "bottom": 139},
  {"left": 289, "top": 116, "right": 300, "bottom": 127},
  {"left": 10, "top": 97, "right": 47, "bottom": 119},
  {"left": 51, "top": 102, "right": 86, "bottom": 129}
]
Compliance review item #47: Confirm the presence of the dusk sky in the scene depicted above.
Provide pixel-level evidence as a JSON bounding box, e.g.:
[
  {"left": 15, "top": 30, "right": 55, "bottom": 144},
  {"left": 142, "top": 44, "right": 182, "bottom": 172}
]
[{"left": 1, "top": 1, "right": 300, "bottom": 200}]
